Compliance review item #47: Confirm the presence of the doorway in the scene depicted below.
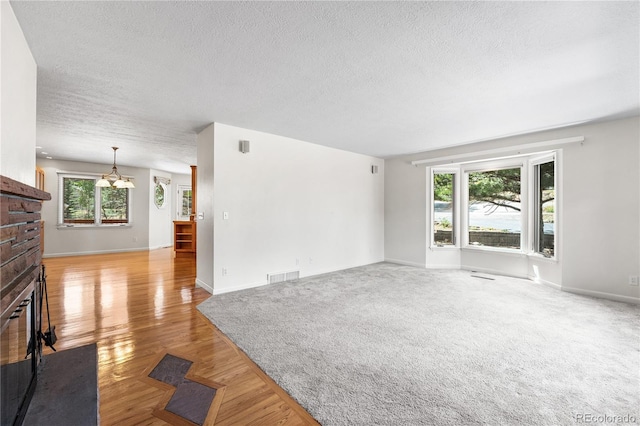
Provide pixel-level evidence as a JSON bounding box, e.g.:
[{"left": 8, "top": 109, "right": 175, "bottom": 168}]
[{"left": 176, "top": 185, "right": 192, "bottom": 221}]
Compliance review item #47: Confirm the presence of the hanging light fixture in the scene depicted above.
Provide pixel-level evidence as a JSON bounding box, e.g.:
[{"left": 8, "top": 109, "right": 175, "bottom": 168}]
[{"left": 96, "top": 147, "right": 135, "bottom": 188}]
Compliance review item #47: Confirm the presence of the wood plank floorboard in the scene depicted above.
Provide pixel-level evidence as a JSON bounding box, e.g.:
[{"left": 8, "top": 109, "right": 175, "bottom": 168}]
[{"left": 40, "top": 249, "right": 318, "bottom": 425}]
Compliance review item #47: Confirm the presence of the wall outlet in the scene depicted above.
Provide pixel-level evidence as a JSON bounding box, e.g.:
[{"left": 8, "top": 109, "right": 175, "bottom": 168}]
[
  {"left": 309, "top": 258, "right": 313, "bottom": 264},
  {"left": 222, "top": 268, "right": 227, "bottom": 276},
  {"left": 223, "top": 211, "right": 229, "bottom": 220},
  {"left": 629, "top": 276, "right": 639, "bottom": 286}
]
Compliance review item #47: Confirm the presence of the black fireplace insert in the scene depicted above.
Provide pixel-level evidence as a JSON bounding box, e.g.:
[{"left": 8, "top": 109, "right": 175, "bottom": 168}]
[{"left": 1, "top": 279, "right": 37, "bottom": 426}]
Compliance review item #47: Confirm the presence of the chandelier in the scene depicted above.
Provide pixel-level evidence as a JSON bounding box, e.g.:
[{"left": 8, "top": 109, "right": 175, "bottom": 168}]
[{"left": 95, "top": 147, "right": 135, "bottom": 188}]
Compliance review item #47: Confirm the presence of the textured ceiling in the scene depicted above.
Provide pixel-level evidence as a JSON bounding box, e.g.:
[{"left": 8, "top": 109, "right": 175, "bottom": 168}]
[{"left": 11, "top": 1, "right": 640, "bottom": 174}]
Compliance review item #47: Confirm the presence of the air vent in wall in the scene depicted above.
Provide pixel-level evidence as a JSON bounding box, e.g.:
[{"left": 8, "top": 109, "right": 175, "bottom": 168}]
[{"left": 267, "top": 270, "right": 300, "bottom": 284}]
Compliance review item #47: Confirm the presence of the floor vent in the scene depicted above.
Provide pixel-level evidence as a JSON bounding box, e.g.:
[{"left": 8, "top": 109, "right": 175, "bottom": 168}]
[
  {"left": 267, "top": 270, "right": 300, "bottom": 284},
  {"left": 471, "top": 273, "right": 496, "bottom": 280}
]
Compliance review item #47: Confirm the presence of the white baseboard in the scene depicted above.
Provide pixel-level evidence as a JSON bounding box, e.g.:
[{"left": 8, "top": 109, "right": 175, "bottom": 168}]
[
  {"left": 195, "top": 278, "right": 213, "bottom": 294},
  {"left": 561, "top": 286, "right": 640, "bottom": 305},
  {"left": 384, "top": 258, "right": 426, "bottom": 268},
  {"left": 527, "top": 275, "right": 562, "bottom": 290},
  {"left": 211, "top": 260, "right": 387, "bottom": 295},
  {"left": 213, "top": 280, "right": 268, "bottom": 295},
  {"left": 149, "top": 244, "right": 172, "bottom": 250},
  {"left": 43, "top": 247, "right": 149, "bottom": 258},
  {"left": 426, "top": 264, "right": 461, "bottom": 270}
]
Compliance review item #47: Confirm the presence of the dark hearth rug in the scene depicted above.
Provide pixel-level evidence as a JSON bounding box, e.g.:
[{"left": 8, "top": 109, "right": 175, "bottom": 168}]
[
  {"left": 23, "top": 343, "right": 98, "bottom": 426},
  {"left": 148, "top": 353, "right": 217, "bottom": 426}
]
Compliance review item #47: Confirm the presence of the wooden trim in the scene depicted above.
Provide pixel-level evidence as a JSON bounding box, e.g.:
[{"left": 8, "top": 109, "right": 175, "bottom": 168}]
[
  {"left": 141, "top": 350, "right": 227, "bottom": 426},
  {"left": 35, "top": 167, "right": 45, "bottom": 191}
]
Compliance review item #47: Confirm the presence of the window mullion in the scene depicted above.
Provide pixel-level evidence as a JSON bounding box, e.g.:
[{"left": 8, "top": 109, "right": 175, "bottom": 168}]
[{"left": 95, "top": 185, "right": 101, "bottom": 225}]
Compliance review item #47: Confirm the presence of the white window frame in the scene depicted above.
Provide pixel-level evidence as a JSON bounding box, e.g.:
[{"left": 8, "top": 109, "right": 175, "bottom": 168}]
[
  {"left": 57, "top": 172, "right": 133, "bottom": 227},
  {"left": 528, "top": 152, "right": 558, "bottom": 260}
]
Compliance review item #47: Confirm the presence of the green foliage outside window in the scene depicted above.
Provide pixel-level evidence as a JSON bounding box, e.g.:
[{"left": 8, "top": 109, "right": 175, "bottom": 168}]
[
  {"left": 468, "top": 168, "right": 521, "bottom": 213},
  {"left": 62, "top": 176, "right": 129, "bottom": 224},
  {"left": 181, "top": 189, "right": 192, "bottom": 217},
  {"left": 433, "top": 172, "right": 455, "bottom": 245},
  {"left": 101, "top": 186, "right": 128, "bottom": 222},
  {"left": 433, "top": 174, "right": 453, "bottom": 203},
  {"left": 63, "top": 178, "right": 95, "bottom": 222}
]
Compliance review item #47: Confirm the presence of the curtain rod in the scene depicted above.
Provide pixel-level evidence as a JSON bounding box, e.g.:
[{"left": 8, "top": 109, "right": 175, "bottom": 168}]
[{"left": 410, "top": 136, "right": 584, "bottom": 167}]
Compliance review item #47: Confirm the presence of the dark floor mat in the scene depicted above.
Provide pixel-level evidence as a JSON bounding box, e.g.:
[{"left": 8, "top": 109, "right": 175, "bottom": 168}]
[
  {"left": 165, "top": 379, "right": 217, "bottom": 425},
  {"left": 23, "top": 343, "right": 98, "bottom": 426},
  {"left": 148, "top": 353, "right": 218, "bottom": 425},
  {"left": 148, "top": 353, "right": 193, "bottom": 387}
]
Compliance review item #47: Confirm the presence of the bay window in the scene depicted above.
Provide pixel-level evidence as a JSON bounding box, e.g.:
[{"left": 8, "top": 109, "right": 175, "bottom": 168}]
[{"left": 429, "top": 151, "right": 558, "bottom": 258}]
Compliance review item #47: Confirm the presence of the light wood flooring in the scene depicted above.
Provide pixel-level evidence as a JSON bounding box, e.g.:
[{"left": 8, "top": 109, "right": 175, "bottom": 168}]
[{"left": 41, "top": 249, "right": 318, "bottom": 425}]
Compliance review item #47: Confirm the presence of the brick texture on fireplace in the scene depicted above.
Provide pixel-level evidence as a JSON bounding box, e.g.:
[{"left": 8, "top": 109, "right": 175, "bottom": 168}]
[{"left": 1, "top": 175, "right": 50, "bottom": 311}]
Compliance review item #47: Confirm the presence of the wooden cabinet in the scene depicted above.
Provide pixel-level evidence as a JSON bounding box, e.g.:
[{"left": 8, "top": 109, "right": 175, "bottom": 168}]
[{"left": 173, "top": 221, "right": 196, "bottom": 257}]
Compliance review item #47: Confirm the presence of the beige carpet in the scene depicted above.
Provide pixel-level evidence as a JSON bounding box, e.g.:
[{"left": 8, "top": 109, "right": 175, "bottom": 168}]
[{"left": 198, "top": 263, "right": 640, "bottom": 425}]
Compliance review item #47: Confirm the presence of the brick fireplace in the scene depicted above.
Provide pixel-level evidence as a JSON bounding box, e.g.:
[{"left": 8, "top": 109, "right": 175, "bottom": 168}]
[{"left": 1, "top": 175, "right": 50, "bottom": 426}]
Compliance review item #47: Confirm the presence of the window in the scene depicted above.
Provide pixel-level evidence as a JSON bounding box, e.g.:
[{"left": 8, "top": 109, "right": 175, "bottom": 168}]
[
  {"left": 432, "top": 171, "right": 455, "bottom": 246},
  {"left": 532, "top": 156, "right": 555, "bottom": 257},
  {"left": 154, "top": 182, "right": 166, "bottom": 209},
  {"left": 429, "top": 147, "right": 563, "bottom": 257},
  {"left": 100, "top": 186, "right": 129, "bottom": 223},
  {"left": 60, "top": 174, "right": 131, "bottom": 225},
  {"left": 176, "top": 185, "right": 192, "bottom": 220},
  {"left": 467, "top": 166, "right": 522, "bottom": 250},
  {"left": 62, "top": 177, "right": 96, "bottom": 224}
]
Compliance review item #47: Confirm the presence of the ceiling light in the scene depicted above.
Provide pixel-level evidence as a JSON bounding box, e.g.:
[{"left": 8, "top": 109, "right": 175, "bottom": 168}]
[{"left": 96, "top": 147, "right": 135, "bottom": 188}]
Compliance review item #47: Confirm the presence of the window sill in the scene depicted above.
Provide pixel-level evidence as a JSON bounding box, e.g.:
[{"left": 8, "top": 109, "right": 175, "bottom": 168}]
[
  {"left": 527, "top": 252, "right": 558, "bottom": 263},
  {"left": 57, "top": 224, "right": 132, "bottom": 229},
  {"left": 430, "top": 244, "right": 458, "bottom": 250},
  {"left": 461, "top": 245, "right": 526, "bottom": 257}
]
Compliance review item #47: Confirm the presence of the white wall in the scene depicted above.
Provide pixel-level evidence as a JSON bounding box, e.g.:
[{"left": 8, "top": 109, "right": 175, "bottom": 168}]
[
  {"left": 196, "top": 122, "right": 385, "bottom": 294},
  {"left": 1, "top": 2, "right": 37, "bottom": 185},
  {"left": 37, "top": 158, "right": 151, "bottom": 257},
  {"left": 195, "top": 123, "right": 215, "bottom": 293},
  {"left": 384, "top": 158, "right": 427, "bottom": 267},
  {"left": 561, "top": 117, "right": 639, "bottom": 302},
  {"left": 385, "top": 116, "right": 640, "bottom": 303},
  {"left": 148, "top": 169, "right": 173, "bottom": 249}
]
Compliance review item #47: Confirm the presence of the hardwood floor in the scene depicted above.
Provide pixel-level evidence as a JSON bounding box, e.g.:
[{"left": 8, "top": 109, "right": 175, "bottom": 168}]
[{"left": 41, "top": 249, "right": 318, "bottom": 425}]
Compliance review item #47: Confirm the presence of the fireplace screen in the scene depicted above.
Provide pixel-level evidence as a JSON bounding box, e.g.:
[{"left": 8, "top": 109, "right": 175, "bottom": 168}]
[{"left": 1, "top": 281, "right": 37, "bottom": 426}]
